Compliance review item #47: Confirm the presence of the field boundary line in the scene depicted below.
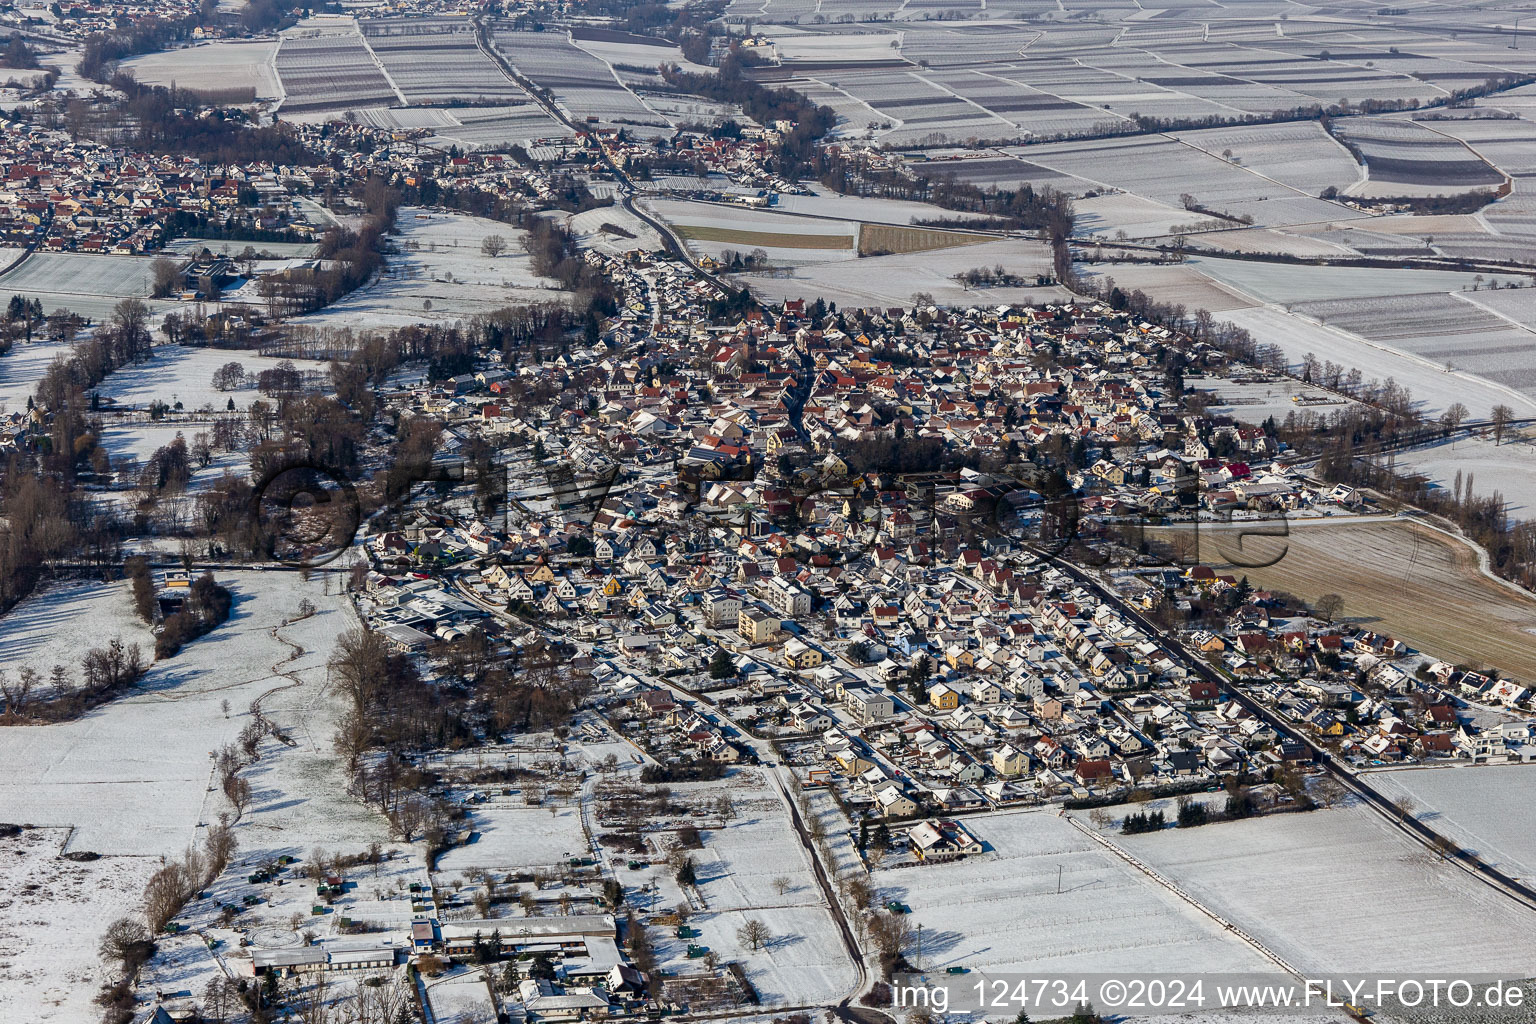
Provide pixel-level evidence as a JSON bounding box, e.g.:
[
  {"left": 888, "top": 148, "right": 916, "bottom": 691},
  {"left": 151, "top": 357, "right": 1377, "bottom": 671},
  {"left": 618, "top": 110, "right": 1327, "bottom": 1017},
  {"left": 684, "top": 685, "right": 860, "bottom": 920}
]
[{"left": 1065, "top": 814, "right": 1306, "bottom": 978}]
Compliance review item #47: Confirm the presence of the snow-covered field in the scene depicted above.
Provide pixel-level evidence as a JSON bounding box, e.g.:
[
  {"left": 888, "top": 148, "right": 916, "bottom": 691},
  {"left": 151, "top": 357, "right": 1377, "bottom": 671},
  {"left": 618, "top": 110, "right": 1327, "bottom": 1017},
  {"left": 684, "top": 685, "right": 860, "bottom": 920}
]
[
  {"left": 296, "top": 208, "right": 566, "bottom": 328},
  {"left": 1370, "top": 765, "right": 1536, "bottom": 880},
  {"left": 1381, "top": 431, "right": 1536, "bottom": 518},
  {"left": 0, "top": 570, "right": 372, "bottom": 1022},
  {"left": 739, "top": 238, "right": 1067, "bottom": 308},
  {"left": 435, "top": 803, "right": 586, "bottom": 874},
  {"left": 0, "top": 337, "right": 72, "bottom": 415},
  {"left": 120, "top": 40, "right": 282, "bottom": 98},
  {"left": 0, "top": 826, "right": 153, "bottom": 1020},
  {"left": 1218, "top": 305, "right": 1536, "bottom": 418},
  {"left": 95, "top": 345, "right": 330, "bottom": 413},
  {"left": 0, "top": 580, "right": 155, "bottom": 686},
  {"left": 426, "top": 971, "right": 501, "bottom": 1024},
  {"left": 1116, "top": 803, "right": 1536, "bottom": 974},
  {"left": 872, "top": 808, "right": 1274, "bottom": 975},
  {"left": 1186, "top": 258, "right": 1513, "bottom": 307},
  {"left": 0, "top": 253, "right": 175, "bottom": 321}
]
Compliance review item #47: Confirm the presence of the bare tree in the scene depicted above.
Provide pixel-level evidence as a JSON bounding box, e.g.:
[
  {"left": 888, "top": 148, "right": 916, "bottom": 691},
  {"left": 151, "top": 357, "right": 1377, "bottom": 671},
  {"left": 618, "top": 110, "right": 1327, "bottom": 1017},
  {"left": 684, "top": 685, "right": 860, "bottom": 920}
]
[
  {"left": 481, "top": 234, "right": 508, "bottom": 258},
  {"left": 1492, "top": 403, "right": 1514, "bottom": 445},
  {"left": 1440, "top": 402, "right": 1469, "bottom": 433},
  {"left": 202, "top": 976, "right": 240, "bottom": 1024},
  {"left": 99, "top": 916, "right": 154, "bottom": 976},
  {"left": 1312, "top": 777, "right": 1347, "bottom": 809},
  {"left": 771, "top": 876, "right": 793, "bottom": 897},
  {"left": 1313, "top": 593, "right": 1344, "bottom": 622},
  {"left": 736, "top": 918, "right": 771, "bottom": 951}
]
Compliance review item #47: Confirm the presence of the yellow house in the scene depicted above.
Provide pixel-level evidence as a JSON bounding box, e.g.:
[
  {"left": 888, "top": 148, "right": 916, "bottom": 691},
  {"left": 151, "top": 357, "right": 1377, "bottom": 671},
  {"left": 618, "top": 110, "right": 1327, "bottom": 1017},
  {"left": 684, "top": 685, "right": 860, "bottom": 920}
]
[
  {"left": 738, "top": 608, "right": 780, "bottom": 643},
  {"left": 929, "top": 682, "right": 960, "bottom": 711},
  {"left": 785, "top": 638, "right": 822, "bottom": 669},
  {"left": 944, "top": 645, "right": 975, "bottom": 670},
  {"left": 602, "top": 577, "right": 624, "bottom": 597},
  {"left": 991, "top": 744, "right": 1027, "bottom": 777},
  {"left": 834, "top": 750, "right": 872, "bottom": 775}
]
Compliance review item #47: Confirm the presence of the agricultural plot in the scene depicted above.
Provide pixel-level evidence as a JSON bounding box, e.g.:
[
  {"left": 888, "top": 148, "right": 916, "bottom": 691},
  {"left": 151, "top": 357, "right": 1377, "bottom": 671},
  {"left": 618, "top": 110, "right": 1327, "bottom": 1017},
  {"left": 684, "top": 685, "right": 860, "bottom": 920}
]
[
  {"left": 1335, "top": 118, "right": 1505, "bottom": 190},
  {"left": 120, "top": 39, "right": 281, "bottom": 99},
  {"left": 434, "top": 803, "right": 585, "bottom": 874},
  {"left": 871, "top": 808, "right": 1275, "bottom": 975},
  {"left": 647, "top": 199, "right": 858, "bottom": 264},
  {"left": 275, "top": 23, "right": 402, "bottom": 115},
  {"left": 1078, "top": 263, "right": 1257, "bottom": 313},
  {"left": 856, "top": 223, "right": 993, "bottom": 255},
  {"left": 1421, "top": 116, "right": 1536, "bottom": 177},
  {"left": 423, "top": 105, "right": 573, "bottom": 152},
  {"left": 0, "top": 826, "right": 157, "bottom": 1024},
  {"left": 1173, "top": 122, "right": 1362, "bottom": 196},
  {"left": 0, "top": 572, "right": 372, "bottom": 1020},
  {"left": 0, "top": 253, "right": 173, "bottom": 321},
  {"left": 361, "top": 17, "right": 527, "bottom": 106},
  {"left": 296, "top": 208, "right": 566, "bottom": 329},
  {"left": 739, "top": 237, "right": 1065, "bottom": 308},
  {"left": 1184, "top": 520, "right": 1536, "bottom": 681},
  {"left": 1383, "top": 430, "right": 1536, "bottom": 520},
  {"left": 490, "top": 27, "right": 670, "bottom": 128},
  {"left": 1001, "top": 136, "right": 1351, "bottom": 229},
  {"left": 93, "top": 345, "right": 329, "bottom": 414},
  {"left": 1220, "top": 303, "right": 1536, "bottom": 417},
  {"left": 1371, "top": 766, "right": 1536, "bottom": 880},
  {"left": 1118, "top": 802, "right": 1536, "bottom": 975},
  {"left": 0, "top": 336, "right": 74, "bottom": 415}
]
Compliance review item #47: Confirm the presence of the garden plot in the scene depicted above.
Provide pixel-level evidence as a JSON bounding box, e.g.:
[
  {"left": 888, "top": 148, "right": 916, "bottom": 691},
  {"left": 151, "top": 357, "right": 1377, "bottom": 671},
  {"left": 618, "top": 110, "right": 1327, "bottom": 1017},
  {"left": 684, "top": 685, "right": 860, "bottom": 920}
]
[
  {"left": 275, "top": 22, "right": 402, "bottom": 114},
  {"left": 297, "top": 208, "right": 566, "bottom": 329},
  {"left": 121, "top": 39, "right": 282, "bottom": 99},
  {"left": 1117, "top": 803, "right": 1536, "bottom": 975},
  {"left": 1371, "top": 766, "right": 1536, "bottom": 878},
  {"left": 434, "top": 803, "right": 586, "bottom": 874},
  {"left": 871, "top": 808, "right": 1274, "bottom": 975}
]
